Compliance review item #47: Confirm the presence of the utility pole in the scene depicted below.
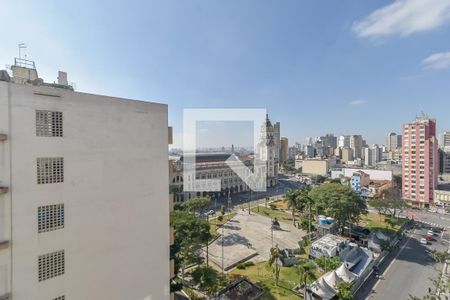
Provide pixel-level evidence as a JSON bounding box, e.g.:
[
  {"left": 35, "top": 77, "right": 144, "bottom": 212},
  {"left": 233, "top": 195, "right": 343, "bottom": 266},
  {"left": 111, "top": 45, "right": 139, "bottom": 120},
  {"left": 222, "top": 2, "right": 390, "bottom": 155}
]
[
  {"left": 271, "top": 226, "right": 274, "bottom": 248},
  {"left": 221, "top": 224, "right": 225, "bottom": 279},
  {"left": 249, "top": 189, "right": 252, "bottom": 215},
  {"left": 206, "top": 214, "right": 209, "bottom": 267},
  {"left": 308, "top": 200, "right": 312, "bottom": 239}
]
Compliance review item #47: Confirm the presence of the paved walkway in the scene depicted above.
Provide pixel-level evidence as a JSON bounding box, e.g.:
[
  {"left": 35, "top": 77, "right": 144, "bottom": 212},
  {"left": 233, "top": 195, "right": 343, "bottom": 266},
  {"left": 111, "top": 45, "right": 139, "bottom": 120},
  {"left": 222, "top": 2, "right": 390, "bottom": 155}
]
[{"left": 207, "top": 209, "right": 306, "bottom": 270}]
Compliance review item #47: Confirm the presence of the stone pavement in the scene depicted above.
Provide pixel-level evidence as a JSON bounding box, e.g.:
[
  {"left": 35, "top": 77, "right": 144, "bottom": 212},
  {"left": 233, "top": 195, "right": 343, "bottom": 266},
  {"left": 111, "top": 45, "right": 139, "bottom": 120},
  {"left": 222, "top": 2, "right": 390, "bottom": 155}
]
[{"left": 206, "top": 209, "right": 306, "bottom": 271}]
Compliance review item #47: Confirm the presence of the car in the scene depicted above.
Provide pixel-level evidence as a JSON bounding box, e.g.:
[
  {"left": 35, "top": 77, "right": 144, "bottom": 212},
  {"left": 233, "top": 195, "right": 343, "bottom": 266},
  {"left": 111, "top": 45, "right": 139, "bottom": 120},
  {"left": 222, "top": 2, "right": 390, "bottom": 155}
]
[
  {"left": 427, "top": 230, "right": 436, "bottom": 236},
  {"left": 425, "top": 235, "right": 433, "bottom": 241},
  {"left": 205, "top": 210, "right": 215, "bottom": 216},
  {"left": 420, "top": 238, "right": 428, "bottom": 245}
]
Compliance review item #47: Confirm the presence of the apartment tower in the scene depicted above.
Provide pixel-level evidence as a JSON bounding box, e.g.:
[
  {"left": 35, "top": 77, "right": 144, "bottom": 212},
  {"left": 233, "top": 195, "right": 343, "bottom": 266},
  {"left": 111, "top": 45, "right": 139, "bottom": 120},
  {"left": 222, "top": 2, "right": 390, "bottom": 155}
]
[
  {"left": 0, "top": 59, "right": 170, "bottom": 299},
  {"left": 402, "top": 116, "right": 439, "bottom": 207}
]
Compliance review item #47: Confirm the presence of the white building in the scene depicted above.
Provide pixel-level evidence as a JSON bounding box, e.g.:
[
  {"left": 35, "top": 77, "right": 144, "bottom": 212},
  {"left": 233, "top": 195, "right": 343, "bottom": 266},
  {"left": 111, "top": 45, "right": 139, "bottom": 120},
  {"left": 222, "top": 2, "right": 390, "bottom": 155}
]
[
  {"left": 331, "top": 168, "right": 393, "bottom": 181},
  {"left": 364, "top": 145, "right": 382, "bottom": 167},
  {"left": 0, "top": 59, "right": 170, "bottom": 299},
  {"left": 170, "top": 153, "right": 254, "bottom": 202},
  {"left": 258, "top": 115, "right": 279, "bottom": 187}
]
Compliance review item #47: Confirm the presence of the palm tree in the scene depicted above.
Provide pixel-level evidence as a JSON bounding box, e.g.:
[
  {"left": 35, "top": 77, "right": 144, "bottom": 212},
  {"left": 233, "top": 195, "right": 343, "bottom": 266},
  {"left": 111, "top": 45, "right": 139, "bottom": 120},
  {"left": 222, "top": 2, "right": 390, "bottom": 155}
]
[
  {"left": 297, "top": 260, "right": 317, "bottom": 292},
  {"left": 268, "top": 245, "right": 283, "bottom": 286},
  {"left": 285, "top": 189, "right": 299, "bottom": 226}
]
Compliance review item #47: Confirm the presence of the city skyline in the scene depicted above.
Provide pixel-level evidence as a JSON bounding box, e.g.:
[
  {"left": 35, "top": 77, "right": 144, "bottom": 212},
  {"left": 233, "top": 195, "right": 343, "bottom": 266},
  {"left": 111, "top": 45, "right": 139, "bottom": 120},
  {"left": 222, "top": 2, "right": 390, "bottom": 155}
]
[{"left": 1, "top": 1, "right": 450, "bottom": 149}]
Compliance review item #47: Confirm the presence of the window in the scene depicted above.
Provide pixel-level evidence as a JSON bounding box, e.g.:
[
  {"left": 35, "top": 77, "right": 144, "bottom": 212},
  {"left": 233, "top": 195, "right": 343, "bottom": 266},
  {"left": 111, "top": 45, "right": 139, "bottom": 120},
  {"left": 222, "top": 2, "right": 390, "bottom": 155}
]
[
  {"left": 38, "top": 250, "right": 65, "bottom": 282},
  {"left": 38, "top": 204, "right": 64, "bottom": 233},
  {"left": 37, "top": 158, "right": 64, "bottom": 184},
  {"left": 36, "top": 110, "right": 63, "bottom": 137}
]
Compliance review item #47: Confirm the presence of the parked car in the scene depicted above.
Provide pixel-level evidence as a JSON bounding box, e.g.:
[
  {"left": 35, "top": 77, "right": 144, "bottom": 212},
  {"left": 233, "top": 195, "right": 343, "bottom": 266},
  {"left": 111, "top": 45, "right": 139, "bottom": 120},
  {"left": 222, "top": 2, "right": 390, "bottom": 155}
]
[
  {"left": 205, "top": 210, "right": 216, "bottom": 216},
  {"left": 425, "top": 235, "right": 433, "bottom": 241},
  {"left": 427, "top": 230, "right": 436, "bottom": 236},
  {"left": 420, "top": 238, "right": 428, "bottom": 245}
]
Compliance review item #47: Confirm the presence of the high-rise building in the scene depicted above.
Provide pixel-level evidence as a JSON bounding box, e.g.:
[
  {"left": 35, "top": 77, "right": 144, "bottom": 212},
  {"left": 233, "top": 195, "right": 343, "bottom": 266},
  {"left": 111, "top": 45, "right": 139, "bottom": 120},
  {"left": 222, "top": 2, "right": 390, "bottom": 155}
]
[
  {"left": 306, "top": 145, "right": 315, "bottom": 158},
  {"left": 350, "top": 135, "right": 363, "bottom": 159},
  {"left": 258, "top": 114, "right": 278, "bottom": 187},
  {"left": 341, "top": 147, "right": 354, "bottom": 163},
  {"left": 387, "top": 132, "right": 402, "bottom": 152},
  {"left": 439, "top": 131, "right": 450, "bottom": 148},
  {"left": 364, "top": 145, "right": 382, "bottom": 166},
  {"left": 288, "top": 146, "right": 299, "bottom": 160},
  {"left": 439, "top": 132, "right": 450, "bottom": 175},
  {"left": 402, "top": 116, "right": 439, "bottom": 207},
  {"left": 338, "top": 135, "right": 350, "bottom": 148},
  {"left": 320, "top": 134, "right": 337, "bottom": 150},
  {"left": 0, "top": 60, "right": 170, "bottom": 299},
  {"left": 280, "top": 137, "right": 289, "bottom": 164},
  {"left": 305, "top": 137, "right": 314, "bottom": 146}
]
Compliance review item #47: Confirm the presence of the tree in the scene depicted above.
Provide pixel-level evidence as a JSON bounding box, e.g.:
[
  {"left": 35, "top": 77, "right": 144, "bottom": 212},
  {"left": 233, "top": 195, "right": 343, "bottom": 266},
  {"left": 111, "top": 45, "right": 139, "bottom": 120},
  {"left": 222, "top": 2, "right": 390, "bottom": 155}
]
[
  {"left": 285, "top": 189, "right": 300, "bottom": 226},
  {"left": 336, "top": 281, "right": 353, "bottom": 300},
  {"left": 312, "top": 175, "right": 326, "bottom": 184},
  {"left": 191, "top": 265, "right": 220, "bottom": 295},
  {"left": 297, "top": 260, "right": 317, "bottom": 291},
  {"left": 218, "top": 205, "right": 225, "bottom": 222},
  {"left": 268, "top": 245, "right": 283, "bottom": 286},
  {"left": 296, "top": 188, "right": 313, "bottom": 233},
  {"left": 183, "top": 196, "right": 212, "bottom": 214},
  {"left": 170, "top": 210, "right": 211, "bottom": 281},
  {"left": 309, "top": 183, "right": 368, "bottom": 233},
  {"left": 368, "top": 187, "right": 407, "bottom": 218},
  {"left": 314, "top": 256, "right": 340, "bottom": 272}
]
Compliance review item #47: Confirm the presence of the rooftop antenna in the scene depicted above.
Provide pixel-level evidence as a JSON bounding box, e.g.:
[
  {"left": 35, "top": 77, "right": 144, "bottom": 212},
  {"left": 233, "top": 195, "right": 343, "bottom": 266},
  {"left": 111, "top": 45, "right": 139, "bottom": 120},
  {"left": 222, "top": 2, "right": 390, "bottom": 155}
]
[{"left": 18, "top": 43, "right": 26, "bottom": 60}]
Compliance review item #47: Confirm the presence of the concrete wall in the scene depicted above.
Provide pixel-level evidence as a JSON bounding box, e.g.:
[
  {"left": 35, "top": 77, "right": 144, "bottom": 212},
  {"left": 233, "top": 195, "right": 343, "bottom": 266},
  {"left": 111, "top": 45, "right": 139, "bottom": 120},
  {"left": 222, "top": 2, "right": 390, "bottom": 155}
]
[
  {"left": 302, "top": 160, "right": 333, "bottom": 176},
  {"left": 0, "top": 81, "right": 169, "bottom": 300}
]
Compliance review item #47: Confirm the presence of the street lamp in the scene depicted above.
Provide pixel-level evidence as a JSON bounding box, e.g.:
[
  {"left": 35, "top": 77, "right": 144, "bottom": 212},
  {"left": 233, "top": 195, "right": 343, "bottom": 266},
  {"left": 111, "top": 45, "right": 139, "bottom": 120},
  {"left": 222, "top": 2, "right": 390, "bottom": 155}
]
[{"left": 221, "top": 223, "right": 225, "bottom": 279}]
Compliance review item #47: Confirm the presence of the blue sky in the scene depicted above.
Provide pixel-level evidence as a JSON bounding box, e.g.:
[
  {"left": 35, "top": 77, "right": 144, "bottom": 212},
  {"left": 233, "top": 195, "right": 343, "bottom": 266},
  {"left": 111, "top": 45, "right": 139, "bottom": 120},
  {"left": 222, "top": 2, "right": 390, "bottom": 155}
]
[{"left": 2, "top": 0, "right": 450, "bottom": 148}]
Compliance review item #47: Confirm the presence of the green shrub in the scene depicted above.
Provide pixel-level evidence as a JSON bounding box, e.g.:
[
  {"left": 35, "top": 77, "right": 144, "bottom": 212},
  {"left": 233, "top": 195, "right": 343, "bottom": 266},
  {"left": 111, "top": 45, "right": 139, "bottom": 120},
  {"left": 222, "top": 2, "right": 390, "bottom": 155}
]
[{"left": 236, "top": 261, "right": 255, "bottom": 269}]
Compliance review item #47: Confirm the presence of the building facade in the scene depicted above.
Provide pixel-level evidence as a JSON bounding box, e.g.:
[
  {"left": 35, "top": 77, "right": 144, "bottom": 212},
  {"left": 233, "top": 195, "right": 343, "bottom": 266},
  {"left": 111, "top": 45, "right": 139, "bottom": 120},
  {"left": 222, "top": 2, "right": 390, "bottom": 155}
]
[
  {"left": 0, "top": 61, "right": 170, "bottom": 299},
  {"left": 402, "top": 117, "right": 439, "bottom": 207},
  {"left": 301, "top": 159, "right": 336, "bottom": 176},
  {"left": 440, "top": 131, "right": 450, "bottom": 175},
  {"left": 434, "top": 190, "right": 450, "bottom": 207},
  {"left": 170, "top": 153, "right": 254, "bottom": 202},
  {"left": 364, "top": 145, "right": 382, "bottom": 167},
  {"left": 280, "top": 137, "right": 288, "bottom": 164},
  {"left": 341, "top": 147, "right": 354, "bottom": 163},
  {"left": 273, "top": 122, "right": 281, "bottom": 163},
  {"left": 338, "top": 135, "right": 350, "bottom": 148},
  {"left": 387, "top": 132, "right": 402, "bottom": 152},
  {"left": 350, "top": 135, "right": 363, "bottom": 159}
]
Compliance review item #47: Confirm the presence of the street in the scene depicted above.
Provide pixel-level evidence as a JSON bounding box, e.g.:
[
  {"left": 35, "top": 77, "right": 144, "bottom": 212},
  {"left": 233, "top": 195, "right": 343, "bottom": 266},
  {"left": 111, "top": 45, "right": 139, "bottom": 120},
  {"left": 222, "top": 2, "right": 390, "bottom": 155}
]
[
  {"left": 357, "top": 221, "right": 449, "bottom": 300},
  {"left": 208, "top": 174, "right": 304, "bottom": 212}
]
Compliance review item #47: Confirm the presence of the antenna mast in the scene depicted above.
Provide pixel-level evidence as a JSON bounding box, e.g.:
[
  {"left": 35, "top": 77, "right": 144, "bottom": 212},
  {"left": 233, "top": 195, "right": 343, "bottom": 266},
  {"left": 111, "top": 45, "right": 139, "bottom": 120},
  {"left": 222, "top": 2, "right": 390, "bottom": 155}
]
[{"left": 18, "top": 43, "right": 26, "bottom": 60}]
